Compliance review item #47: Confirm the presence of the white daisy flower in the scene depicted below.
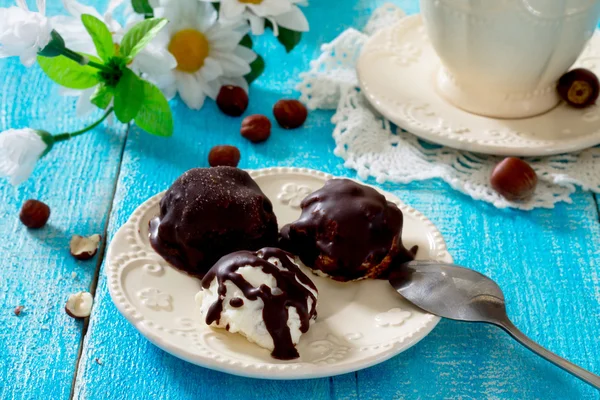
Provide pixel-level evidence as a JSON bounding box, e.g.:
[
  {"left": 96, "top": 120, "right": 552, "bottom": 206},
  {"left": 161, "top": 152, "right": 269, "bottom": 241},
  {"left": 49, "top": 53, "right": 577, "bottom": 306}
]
[
  {"left": 54, "top": 0, "right": 176, "bottom": 117},
  {"left": 0, "top": 0, "right": 52, "bottom": 67},
  {"left": 0, "top": 128, "right": 52, "bottom": 185},
  {"left": 148, "top": 0, "right": 257, "bottom": 109},
  {"left": 203, "top": 0, "right": 309, "bottom": 36}
]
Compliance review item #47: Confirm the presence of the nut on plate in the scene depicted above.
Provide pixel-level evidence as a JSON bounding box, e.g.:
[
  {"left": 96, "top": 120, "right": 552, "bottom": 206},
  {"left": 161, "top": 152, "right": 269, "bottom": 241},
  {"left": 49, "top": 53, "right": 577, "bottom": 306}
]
[
  {"left": 65, "top": 292, "right": 93, "bottom": 319},
  {"left": 216, "top": 85, "right": 249, "bottom": 117},
  {"left": 557, "top": 68, "right": 599, "bottom": 108},
  {"left": 19, "top": 199, "right": 50, "bottom": 229},
  {"left": 208, "top": 145, "right": 241, "bottom": 167},
  {"left": 241, "top": 114, "right": 271, "bottom": 143},
  {"left": 273, "top": 99, "right": 308, "bottom": 129},
  {"left": 70, "top": 234, "right": 101, "bottom": 260},
  {"left": 490, "top": 157, "right": 538, "bottom": 201}
]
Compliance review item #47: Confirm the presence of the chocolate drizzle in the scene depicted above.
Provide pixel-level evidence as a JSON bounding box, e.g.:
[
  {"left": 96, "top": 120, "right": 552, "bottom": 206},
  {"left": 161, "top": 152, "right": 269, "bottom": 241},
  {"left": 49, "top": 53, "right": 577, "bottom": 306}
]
[
  {"left": 229, "top": 298, "right": 244, "bottom": 307},
  {"left": 201, "top": 247, "right": 318, "bottom": 360},
  {"left": 149, "top": 167, "right": 278, "bottom": 277},
  {"left": 280, "top": 179, "right": 415, "bottom": 281}
]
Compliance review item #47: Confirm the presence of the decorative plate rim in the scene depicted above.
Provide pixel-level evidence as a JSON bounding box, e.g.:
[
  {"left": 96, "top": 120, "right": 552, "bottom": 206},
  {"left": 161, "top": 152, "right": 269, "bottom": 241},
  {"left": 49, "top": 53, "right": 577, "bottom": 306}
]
[{"left": 106, "top": 167, "right": 452, "bottom": 379}]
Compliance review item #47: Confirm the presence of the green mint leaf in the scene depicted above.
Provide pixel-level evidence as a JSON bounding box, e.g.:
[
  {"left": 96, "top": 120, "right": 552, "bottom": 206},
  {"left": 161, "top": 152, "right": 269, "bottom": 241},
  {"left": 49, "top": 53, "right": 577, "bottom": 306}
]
[
  {"left": 113, "top": 68, "right": 144, "bottom": 123},
  {"left": 120, "top": 18, "right": 168, "bottom": 60},
  {"left": 37, "top": 55, "right": 99, "bottom": 89},
  {"left": 245, "top": 54, "right": 265, "bottom": 84},
  {"left": 277, "top": 27, "right": 302, "bottom": 53},
  {"left": 81, "top": 14, "right": 115, "bottom": 62},
  {"left": 38, "top": 30, "right": 65, "bottom": 57},
  {"left": 132, "top": 0, "right": 154, "bottom": 17},
  {"left": 240, "top": 34, "right": 253, "bottom": 49},
  {"left": 134, "top": 80, "right": 173, "bottom": 137},
  {"left": 90, "top": 84, "right": 113, "bottom": 109}
]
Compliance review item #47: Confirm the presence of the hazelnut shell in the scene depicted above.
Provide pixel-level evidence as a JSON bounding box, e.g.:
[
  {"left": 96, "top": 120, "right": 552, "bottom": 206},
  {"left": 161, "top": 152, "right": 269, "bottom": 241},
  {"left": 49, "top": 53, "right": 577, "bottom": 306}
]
[
  {"left": 208, "top": 145, "right": 241, "bottom": 167},
  {"left": 216, "top": 86, "right": 249, "bottom": 117},
  {"left": 273, "top": 100, "right": 308, "bottom": 129},
  {"left": 241, "top": 115, "right": 271, "bottom": 143},
  {"left": 19, "top": 199, "right": 50, "bottom": 229},
  {"left": 490, "top": 157, "right": 538, "bottom": 201},
  {"left": 557, "top": 68, "right": 600, "bottom": 108}
]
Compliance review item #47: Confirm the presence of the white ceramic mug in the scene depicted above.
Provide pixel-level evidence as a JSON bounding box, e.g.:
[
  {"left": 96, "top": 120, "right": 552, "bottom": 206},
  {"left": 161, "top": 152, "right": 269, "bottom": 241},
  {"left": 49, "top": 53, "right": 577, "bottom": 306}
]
[{"left": 421, "top": 0, "right": 600, "bottom": 119}]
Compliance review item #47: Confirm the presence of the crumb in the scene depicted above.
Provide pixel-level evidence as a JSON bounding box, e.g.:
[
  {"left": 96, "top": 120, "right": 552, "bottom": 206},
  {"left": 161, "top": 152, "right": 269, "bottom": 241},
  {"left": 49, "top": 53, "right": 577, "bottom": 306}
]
[
  {"left": 14, "top": 305, "right": 24, "bottom": 316},
  {"left": 71, "top": 272, "right": 77, "bottom": 279},
  {"left": 95, "top": 358, "right": 102, "bottom": 365}
]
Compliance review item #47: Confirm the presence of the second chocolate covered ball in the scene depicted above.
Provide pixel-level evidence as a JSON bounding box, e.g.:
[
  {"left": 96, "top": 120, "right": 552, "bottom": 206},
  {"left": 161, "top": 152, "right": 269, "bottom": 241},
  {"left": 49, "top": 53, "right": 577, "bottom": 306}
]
[{"left": 280, "top": 179, "right": 415, "bottom": 281}]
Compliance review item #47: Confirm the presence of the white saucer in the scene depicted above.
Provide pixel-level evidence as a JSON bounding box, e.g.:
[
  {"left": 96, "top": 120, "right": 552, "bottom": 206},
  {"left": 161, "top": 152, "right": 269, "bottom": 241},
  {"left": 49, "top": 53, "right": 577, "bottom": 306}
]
[
  {"left": 357, "top": 15, "right": 600, "bottom": 157},
  {"left": 106, "top": 167, "right": 452, "bottom": 379}
]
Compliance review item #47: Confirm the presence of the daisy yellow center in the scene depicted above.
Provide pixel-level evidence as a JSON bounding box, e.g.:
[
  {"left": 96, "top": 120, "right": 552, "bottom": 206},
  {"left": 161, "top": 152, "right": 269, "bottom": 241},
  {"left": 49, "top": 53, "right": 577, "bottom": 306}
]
[
  {"left": 239, "top": 0, "right": 263, "bottom": 4},
  {"left": 168, "top": 29, "right": 210, "bottom": 73}
]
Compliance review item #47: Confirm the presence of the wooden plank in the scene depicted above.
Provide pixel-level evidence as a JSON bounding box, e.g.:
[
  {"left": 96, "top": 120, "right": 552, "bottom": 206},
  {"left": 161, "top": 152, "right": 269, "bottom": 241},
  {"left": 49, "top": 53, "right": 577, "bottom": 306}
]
[{"left": 0, "top": 1, "right": 125, "bottom": 399}]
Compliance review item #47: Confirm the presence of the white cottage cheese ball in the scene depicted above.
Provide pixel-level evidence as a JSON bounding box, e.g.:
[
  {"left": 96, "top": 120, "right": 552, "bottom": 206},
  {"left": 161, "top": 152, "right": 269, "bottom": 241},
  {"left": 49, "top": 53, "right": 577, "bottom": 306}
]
[{"left": 196, "top": 248, "right": 318, "bottom": 359}]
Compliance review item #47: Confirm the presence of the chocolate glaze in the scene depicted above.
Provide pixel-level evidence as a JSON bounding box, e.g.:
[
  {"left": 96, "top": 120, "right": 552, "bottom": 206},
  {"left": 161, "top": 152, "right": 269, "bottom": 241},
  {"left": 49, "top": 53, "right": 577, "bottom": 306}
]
[
  {"left": 201, "top": 247, "right": 317, "bottom": 360},
  {"left": 149, "top": 167, "right": 278, "bottom": 277},
  {"left": 229, "top": 298, "right": 244, "bottom": 308},
  {"left": 280, "top": 179, "right": 415, "bottom": 281}
]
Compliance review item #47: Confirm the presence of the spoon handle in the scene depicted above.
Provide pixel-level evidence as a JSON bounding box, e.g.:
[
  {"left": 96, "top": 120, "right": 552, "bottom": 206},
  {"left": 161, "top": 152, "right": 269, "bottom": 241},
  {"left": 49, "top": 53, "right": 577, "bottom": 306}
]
[{"left": 497, "top": 318, "right": 600, "bottom": 389}]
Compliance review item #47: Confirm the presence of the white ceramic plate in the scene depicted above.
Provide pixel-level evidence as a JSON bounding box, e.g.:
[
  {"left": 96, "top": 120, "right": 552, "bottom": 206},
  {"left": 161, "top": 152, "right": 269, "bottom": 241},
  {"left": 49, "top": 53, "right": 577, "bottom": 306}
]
[
  {"left": 106, "top": 167, "right": 452, "bottom": 379},
  {"left": 357, "top": 15, "right": 600, "bottom": 157}
]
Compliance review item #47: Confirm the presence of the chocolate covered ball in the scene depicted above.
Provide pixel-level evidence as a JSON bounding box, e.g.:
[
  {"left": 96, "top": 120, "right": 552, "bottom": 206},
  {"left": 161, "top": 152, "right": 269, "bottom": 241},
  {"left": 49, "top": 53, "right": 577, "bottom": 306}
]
[
  {"left": 280, "top": 179, "right": 415, "bottom": 282},
  {"left": 150, "top": 167, "right": 278, "bottom": 277}
]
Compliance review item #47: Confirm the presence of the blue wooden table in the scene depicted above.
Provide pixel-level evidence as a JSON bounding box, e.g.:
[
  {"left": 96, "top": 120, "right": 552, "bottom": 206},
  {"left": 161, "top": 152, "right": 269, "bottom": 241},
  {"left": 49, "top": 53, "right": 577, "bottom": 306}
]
[{"left": 1, "top": 1, "right": 599, "bottom": 399}]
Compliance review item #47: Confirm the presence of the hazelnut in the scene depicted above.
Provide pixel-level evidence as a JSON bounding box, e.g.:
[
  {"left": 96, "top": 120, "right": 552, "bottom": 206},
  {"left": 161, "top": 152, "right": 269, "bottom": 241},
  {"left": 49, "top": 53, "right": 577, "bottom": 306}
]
[
  {"left": 273, "top": 99, "right": 307, "bottom": 129},
  {"left": 491, "top": 157, "right": 538, "bottom": 201},
  {"left": 65, "top": 292, "right": 93, "bottom": 319},
  {"left": 557, "top": 68, "right": 599, "bottom": 108},
  {"left": 241, "top": 115, "right": 271, "bottom": 143},
  {"left": 216, "top": 85, "right": 249, "bottom": 117},
  {"left": 19, "top": 199, "right": 50, "bottom": 229},
  {"left": 70, "top": 234, "right": 101, "bottom": 260},
  {"left": 208, "top": 145, "right": 241, "bottom": 167}
]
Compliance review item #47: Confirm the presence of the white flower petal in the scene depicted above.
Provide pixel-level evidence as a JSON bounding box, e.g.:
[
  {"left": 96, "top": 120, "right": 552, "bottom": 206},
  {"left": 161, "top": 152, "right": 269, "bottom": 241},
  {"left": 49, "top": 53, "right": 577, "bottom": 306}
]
[
  {"left": 76, "top": 88, "right": 96, "bottom": 116},
  {"left": 247, "top": 14, "right": 266, "bottom": 35},
  {"left": 0, "top": 128, "right": 47, "bottom": 186},
  {"left": 274, "top": 6, "right": 309, "bottom": 32},
  {"left": 194, "top": 2, "right": 218, "bottom": 32},
  {"left": 19, "top": 51, "right": 37, "bottom": 67},
  {"left": 234, "top": 45, "right": 257, "bottom": 63},
  {"left": 220, "top": 0, "right": 245, "bottom": 20},
  {"left": 59, "top": 87, "right": 82, "bottom": 96},
  {"left": 211, "top": 51, "right": 251, "bottom": 76},
  {"left": 200, "top": 58, "right": 224, "bottom": 82},
  {"left": 266, "top": 17, "right": 279, "bottom": 36},
  {"left": 176, "top": 72, "right": 206, "bottom": 110},
  {"left": 62, "top": 0, "right": 103, "bottom": 19},
  {"left": 219, "top": 76, "right": 248, "bottom": 92},
  {"left": 15, "top": 0, "right": 28, "bottom": 11},
  {"left": 132, "top": 46, "right": 177, "bottom": 78},
  {"left": 36, "top": 0, "right": 46, "bottom": 15},
  {"left": 249, "top": 0, "right": 292, "bottom": 17}
]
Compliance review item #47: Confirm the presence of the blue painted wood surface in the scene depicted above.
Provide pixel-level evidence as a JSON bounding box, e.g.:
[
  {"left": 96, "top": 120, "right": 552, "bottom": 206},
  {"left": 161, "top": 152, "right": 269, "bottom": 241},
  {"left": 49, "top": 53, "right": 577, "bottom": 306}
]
[{"left": 1, "top": 1, "right": 599, "bottom": 399}]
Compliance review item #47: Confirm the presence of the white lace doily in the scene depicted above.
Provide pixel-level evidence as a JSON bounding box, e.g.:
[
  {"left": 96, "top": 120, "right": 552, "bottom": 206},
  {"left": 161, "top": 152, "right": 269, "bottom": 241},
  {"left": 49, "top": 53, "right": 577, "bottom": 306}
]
[{"left": 297, "top": 4, "right": 600, "bottom": 210}]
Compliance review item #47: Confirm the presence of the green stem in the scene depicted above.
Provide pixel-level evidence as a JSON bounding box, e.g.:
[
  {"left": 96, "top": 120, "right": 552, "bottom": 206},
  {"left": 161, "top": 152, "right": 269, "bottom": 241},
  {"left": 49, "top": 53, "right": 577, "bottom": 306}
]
[
  {"left": 53, "top": 108, "right": 114, "bottom": 142},
  {"left": 58, "top": 47, "right": 111, "bottom": 72}
]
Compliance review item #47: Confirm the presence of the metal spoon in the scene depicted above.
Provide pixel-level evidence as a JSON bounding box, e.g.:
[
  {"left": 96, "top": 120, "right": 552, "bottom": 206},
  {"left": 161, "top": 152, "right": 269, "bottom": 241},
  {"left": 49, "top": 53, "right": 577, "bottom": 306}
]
[{"left": 390, "top": 260, "right": 600, "bottom": 389}]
